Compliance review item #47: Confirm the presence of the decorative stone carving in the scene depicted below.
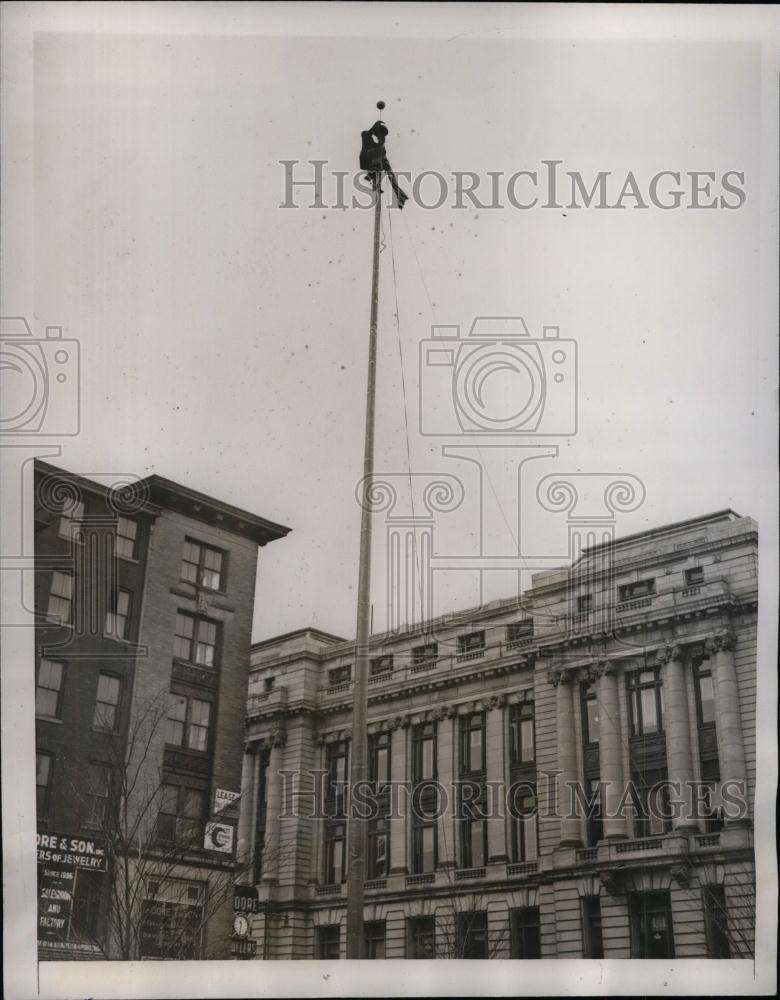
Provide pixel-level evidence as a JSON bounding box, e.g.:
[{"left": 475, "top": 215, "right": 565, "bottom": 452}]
[
  {"left": 600, "top": 871, "right": 625, "bottom": 896},
  {"left": 711, "top": 628, "right": 737, "bottom": 653},
  {"left": 656, "top": 642, "right": 684, "bottom": 665}
]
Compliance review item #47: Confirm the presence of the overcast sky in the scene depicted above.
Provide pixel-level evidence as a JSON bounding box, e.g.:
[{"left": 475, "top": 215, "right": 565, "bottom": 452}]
[{"left": 31, "top": 26, "right": 769, "bottom": 642}]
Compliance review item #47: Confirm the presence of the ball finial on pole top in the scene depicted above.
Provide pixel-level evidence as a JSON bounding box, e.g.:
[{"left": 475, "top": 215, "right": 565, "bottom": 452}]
[{"left": 376, "top": 100, "right": 386, "bottom": 110}]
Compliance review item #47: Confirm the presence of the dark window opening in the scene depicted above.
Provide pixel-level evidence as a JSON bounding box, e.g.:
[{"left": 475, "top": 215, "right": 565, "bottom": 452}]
[
  {"left": 511, "top": 907, "right": 541, "bottom": 959},
  {"left": 685, "top": 566, "right": 704, "bottom": 586},
  {"left": 619, "top": 579, "right": 656, "bottom": 602},
  {"left": 407, "top": 915, "right": 435, "bottom": 959},
  {"left": 703, "top": 885, "right": 731, "bottom": 958},
  {"left": 457, "top": 911, "right": 488, "bottom": 959},
  {"left": 316, "top": 924, "right": 340, "bottom": 960},
  {"left": 364, "top": 920, "right": 386, "bottom": 959},
  {"left": 582, "top": 896, "right": 604, "bottom": 959},
  {"left": 627, "top": 669, "right": 664, "bottom": 736},
  {"left": 509, "top": 701, "right": 535, "bottom": 764},
  {"left": 629, "top": 891, "right": 675, "bottom": 959}
]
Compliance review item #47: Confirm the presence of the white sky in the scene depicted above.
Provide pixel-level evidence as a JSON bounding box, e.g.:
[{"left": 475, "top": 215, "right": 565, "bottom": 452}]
[{"left": 28, "top": 22, "right": 771, "bottom": 642}]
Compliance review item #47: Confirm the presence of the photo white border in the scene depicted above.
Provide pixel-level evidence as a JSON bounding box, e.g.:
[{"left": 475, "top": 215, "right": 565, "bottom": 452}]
[{"left": 1, "top": 3, "right": 777, "bottom": 997}]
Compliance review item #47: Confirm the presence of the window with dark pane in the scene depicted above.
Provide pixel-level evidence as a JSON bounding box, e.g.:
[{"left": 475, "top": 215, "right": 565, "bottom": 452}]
[{"left": 36, "top": 658, "right": 65, "bottom": 718}]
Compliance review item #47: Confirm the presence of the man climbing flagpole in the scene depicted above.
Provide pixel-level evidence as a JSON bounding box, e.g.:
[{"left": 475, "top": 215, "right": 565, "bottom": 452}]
[{"left": 345, "top": 101, "right": 407, "bottom": 960}]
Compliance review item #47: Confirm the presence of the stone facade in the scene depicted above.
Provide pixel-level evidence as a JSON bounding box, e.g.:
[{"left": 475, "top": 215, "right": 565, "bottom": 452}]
[
  {"left": 243, "top": 510, "right": 757, "bottom": 960},
  {"left": 33, "top": 460, "right": 289, "bottom": 959}
]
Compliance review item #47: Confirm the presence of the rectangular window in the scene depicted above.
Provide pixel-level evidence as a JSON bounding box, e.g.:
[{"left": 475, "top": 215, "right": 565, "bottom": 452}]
[
  {"left": 173, "top": 612, "right": 220, "bottom": 668},
  {"left": 59, "top": 500, "right": 85, "bottom": 540},
  {"left": 180, "top": 539, "right": 225, "bottom": 591},
  {"left": 457, "top": 911, "right": 488, "bottom": 959},
  {"left": 105, "top": 588, "right": 131, "bottom": 639},
  {"left": 36, "top": 658, "right": 65, "bottom": 718},
  {"left": 323, "top": 823, "right": 346, "bottom": 884},
  {"left": 460, "top": 712, "right": 485, "bottom": 773},
  {"left": 93, "top": 673, "right": 121, "bottom": 731},
  {"left": 316, "top": 925, "right": 340, "bottom": 960},
  {"left": 619, "top": 578, "right": 656, "bottom": 601},
  {"left": 70, "top": 870, "right": 102, "bottom": 942},
  {"left": 412, "top": 822, "right": 437, "bottom": 874},
  {"left": 369, "top": 731, "right": 391, "bottom": 785},
  {"left": 364, "top": 920, "right": 386, "bottom": 959},
  {"left": 462, "top": 814, "right": 486, "bottom": 868},
  {"left": 369, "top": 655, "right": 394, "bottom": 677},
  {"left": 457, "top": 631, "right": 485, "bottom": 658},
  {"left": 703, "top": 885, "right": 730, "bottom": 958},
  {"left": 412, "top": 722, "right": 436, "bottom": 782},
  {"left": 166, "top": 694, "right": 211, "bottom": 752},
  {"left": 47, "top": 570, "right": 73, "bottom": 624},
  {"left": 407, "top": 915, "right": 436, "bottom": 959},
  {"left": 85, "top": 763, "right": 112, "bottom": 828},
  {"left": 582, "top": 896, "right": 604, "bottom": 959},
  {"left": 631, "top": 767, "right": 672, "bottom": 837},
  {"left": 629, "top": 892, "right": 675, "bottom": 959},
  {"left": 586, "top": 778, "right": 603, "bottom": 847},
  {"left": 139, "top": 879, "right": 204, "bottom": 959},
  {"left": 328, "top": 664, "right": 352, "bottom": 687},
  {"left": 693, "top": 658, "right": 716, "bottom": 726},
  {"left": 509, "top": 700, "right": 535, "bottom": 764},
  {"left": 367, "top": 817, "right": 388, "bottom": 879},
  {"left": 511, "top": 907, "right": 541, "bottom": 959},
  {"left": 685, "top": 566, "right": 704, "bottom": 586},
  {"left": 577, "top": 593, "right": 592, "bottom": 613},
  {"left": 510, "top": 789, "right": 538, "bottom": 863},
  {"left": 264, "top": 676, "right": 275, "bottom": 692},
  {"left": 36, "top": 751, "right": 53, "bottom": 820},
  {"left": 582, "top": 685, "right": 600, "bottom": 744},
  {"left": 116, "top": 516, "right": 138, "bottom": 560},
  {"left": 700, "top": 762, "right": 725, "bottom": 833},
  {"left": 411, "top": 642, "right": 438, "bottom": 668},
  {"left": 507, "top": 620, "right": 534, "bottom": 643},
  {"left": 627, "top": 669, "right": 664, "bottom": 736},
  {"left": 325, "top": 741, "right": 349, "bottom": 817},
  {"left": 156, "top": 783, "right": 206, "bottom": 848}
]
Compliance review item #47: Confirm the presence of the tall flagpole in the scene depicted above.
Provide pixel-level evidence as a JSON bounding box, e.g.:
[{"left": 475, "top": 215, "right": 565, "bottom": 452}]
[{"left": 345, "top": 104, "right": 385, "bottom": 960}]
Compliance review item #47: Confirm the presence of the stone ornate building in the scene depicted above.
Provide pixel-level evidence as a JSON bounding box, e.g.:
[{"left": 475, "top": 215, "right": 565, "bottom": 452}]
[{"left": 240, "top": 510, "right": 757, "bottom": 960}]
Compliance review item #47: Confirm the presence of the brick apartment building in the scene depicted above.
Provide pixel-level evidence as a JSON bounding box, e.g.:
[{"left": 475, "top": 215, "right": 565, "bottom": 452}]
[
  {"left": 240, "top": 510, "right": 757, "bottom": 960},
  {"left": 33, "top": 460, "right": 289, "bottom": 959}
]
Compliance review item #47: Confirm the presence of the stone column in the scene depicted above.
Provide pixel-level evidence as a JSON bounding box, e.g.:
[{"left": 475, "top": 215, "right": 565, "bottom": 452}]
[
  {"left": 596, "top": 662, "right": 628, "bottom": 839},
  {"left": 553, "top": 670, "right": 582, "bottom": 848},
  {"left": 485, "top": 695, "right": 509, "bottom": 863},
  {"left": 659, "top": 643, "right": 698, "bottom": 830},
  {"left": 388, "top": 719, "right": 408, "bottom": 875},
  {"left": 708, "top": 629, "right": 748, "bottom": 825},
  {"left": 436, "top": 709, "right": 458, "bottom": 869},
  {"left": 261, "top": 732, "right": 285, "bottom": 885},
  {"left": 236, "top": 742, "right": 256, "bottom": 870}
]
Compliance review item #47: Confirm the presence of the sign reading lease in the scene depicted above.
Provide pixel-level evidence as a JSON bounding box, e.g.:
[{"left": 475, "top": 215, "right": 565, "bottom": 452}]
[{"left": 214, "top": 788, "right": 240, "bottom": 814}]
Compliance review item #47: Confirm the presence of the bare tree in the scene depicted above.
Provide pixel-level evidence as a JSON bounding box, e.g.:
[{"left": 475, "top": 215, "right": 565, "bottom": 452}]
[{"left": 58, "top": 690, "right": 284, "bottom": 960}]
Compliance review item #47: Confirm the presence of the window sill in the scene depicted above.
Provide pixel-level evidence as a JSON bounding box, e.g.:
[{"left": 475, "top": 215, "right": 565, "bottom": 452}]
[
  {"left": 36, "top": 714, "right": 63, "bottom": 725},
  {"left": 172, "top": 656, "right": 219, "bottom": 673}
]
